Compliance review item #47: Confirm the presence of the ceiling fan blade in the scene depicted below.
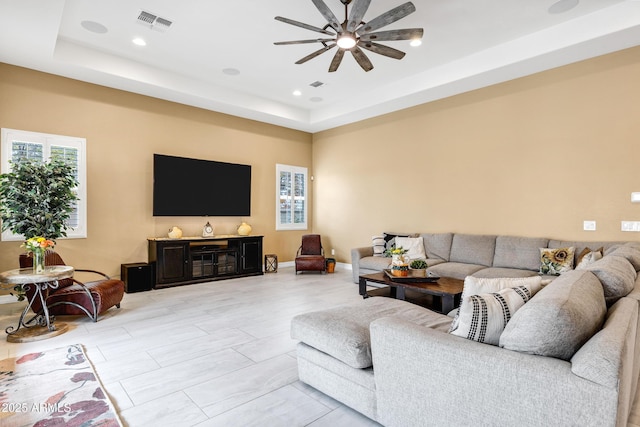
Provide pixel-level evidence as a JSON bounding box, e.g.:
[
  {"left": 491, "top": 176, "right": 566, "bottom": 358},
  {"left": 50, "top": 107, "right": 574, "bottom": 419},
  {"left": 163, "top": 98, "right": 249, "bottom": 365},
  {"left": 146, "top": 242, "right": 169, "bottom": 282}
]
[
  {"left": 357, "top": 2, "right": 416, "bottom": 35},
  {"left": 295, "top": 44, "right": 336, "bottom": 64},
  {"left": 328, "top": 49, "right": 345, "bottom": 72},
  {"left": 275, "top": 16, "right": 336, "bottom": 36},
  {"left": 351, "top": 46, "right": 374, "bottom": 72},
  {"left": 311, "top": 0, "right": 342, "bottom": 34},
  {"left": 360, "top": 28, "right": 424, "bottom": 42},
  {"left": 274, "top": 38, "right": 335, "bottom": 45},
  {"left": 347, "top": 0, "right": 371, "bottom": 33},
  {"left": 359, "top": 41, "right": 405, "bottom": 60}
]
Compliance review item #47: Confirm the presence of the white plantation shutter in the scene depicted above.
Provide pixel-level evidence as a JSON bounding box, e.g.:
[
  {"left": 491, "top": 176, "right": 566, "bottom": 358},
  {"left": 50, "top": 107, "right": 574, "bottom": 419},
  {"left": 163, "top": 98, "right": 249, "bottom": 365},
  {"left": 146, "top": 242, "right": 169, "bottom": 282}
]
[
  {"left": 1, "top": 129, "right": 87, "bottom": 240},
  {"left": 276, "top": 164, "right": 308, "bottom": 230}
]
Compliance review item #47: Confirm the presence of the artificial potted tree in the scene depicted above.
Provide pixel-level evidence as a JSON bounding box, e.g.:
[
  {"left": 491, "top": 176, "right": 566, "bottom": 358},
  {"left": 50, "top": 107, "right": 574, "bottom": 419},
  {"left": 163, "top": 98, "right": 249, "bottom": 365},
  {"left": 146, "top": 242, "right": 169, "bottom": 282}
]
[{"left": 0, "top": 157, "right": 78, "bottom": 295}]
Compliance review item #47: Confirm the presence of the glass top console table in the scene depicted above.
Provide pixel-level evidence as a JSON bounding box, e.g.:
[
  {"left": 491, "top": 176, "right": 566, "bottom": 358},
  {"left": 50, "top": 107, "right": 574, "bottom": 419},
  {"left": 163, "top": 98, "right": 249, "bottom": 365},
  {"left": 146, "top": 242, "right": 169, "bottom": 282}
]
[{"left": 0, "top": 266, "right": 74, "bottom": 342}]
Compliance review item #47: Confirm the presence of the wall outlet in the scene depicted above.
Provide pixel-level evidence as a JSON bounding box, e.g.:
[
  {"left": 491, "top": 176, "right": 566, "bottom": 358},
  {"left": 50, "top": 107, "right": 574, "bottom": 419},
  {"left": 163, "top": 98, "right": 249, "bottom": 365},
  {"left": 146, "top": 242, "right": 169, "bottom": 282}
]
[
  {"left": 331, "top": 249, "right": 335, "bottom": 255},
  {"left": 583, "top": 220, "right": 596, "bottom": 231},
  {"left": 621, "top": 221, "right": 640, "bottom": 232}
]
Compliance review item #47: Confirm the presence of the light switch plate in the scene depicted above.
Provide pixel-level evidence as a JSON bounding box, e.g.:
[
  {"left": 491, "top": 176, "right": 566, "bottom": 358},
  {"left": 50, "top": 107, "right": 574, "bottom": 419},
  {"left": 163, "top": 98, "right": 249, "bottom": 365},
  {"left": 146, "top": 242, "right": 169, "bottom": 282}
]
[
  {"left": 583, "top": 221, "right": 596, "bottom": 231},
  {"left": 621, "top": 221, "right": 640, "bottom": 232}
]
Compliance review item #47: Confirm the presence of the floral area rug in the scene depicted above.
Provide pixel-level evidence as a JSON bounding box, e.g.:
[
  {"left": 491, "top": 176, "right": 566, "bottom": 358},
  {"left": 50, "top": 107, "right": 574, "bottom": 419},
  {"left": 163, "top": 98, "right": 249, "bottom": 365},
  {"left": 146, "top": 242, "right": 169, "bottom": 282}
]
[{"left": 0, "top": 343, "right": 122, "bottom": 427}]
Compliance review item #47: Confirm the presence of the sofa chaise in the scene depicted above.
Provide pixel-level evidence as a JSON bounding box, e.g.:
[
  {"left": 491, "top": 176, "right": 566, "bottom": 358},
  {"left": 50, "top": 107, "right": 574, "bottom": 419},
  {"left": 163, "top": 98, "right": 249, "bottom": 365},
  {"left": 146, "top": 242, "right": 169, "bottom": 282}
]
[{"left": 292, "top": 233, "right": 640, "bottom": 426}]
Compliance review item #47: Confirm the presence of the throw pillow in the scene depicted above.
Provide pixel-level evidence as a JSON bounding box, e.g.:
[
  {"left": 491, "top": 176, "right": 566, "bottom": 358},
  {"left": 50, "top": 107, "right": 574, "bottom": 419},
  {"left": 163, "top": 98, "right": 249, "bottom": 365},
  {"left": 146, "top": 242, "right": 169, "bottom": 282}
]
[
  {"left": 450, "top": 276, "right": 543, "bottom": 332},
  {"left": 372, "top": 235, "right": 386, "bottom": 257},
  {"left": 394, "top": 236, "right": 426, "bottom": 261},
  {"left": 539, "top": 247, "right": 575, "bottom": 275},
  {"left": 450, "top": 284, "right": 540, "bottom": 345},
  {"left": 575, "top": 247, "right": 603, "bottom": 270}
]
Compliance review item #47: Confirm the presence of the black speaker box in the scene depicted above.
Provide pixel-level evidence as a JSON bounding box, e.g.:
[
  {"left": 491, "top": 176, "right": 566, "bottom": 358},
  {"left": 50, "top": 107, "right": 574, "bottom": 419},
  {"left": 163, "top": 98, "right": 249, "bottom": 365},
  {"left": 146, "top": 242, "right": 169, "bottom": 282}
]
[{"left": 121, "top": 263, "right": 153, "bottom": 293}]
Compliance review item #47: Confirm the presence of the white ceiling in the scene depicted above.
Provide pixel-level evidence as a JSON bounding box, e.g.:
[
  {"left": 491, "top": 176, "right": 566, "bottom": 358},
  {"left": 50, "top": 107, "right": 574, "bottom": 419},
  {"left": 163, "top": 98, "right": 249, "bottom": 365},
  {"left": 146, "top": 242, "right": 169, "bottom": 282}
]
[{"left": 1, "top": 0, "right": 640, "bottom": 133}]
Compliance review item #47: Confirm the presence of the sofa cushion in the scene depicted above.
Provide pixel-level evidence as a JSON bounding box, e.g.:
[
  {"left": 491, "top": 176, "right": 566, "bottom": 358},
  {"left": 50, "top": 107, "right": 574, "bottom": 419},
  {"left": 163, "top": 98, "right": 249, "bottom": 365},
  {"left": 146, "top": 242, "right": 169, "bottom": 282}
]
[
  {"left": 584, "top": 255, "right": 637, "bottom": 305},
  {"left": 539, "top": 247, "right": 574, "bottom": 275},
  {"left": 427, "top": 262, "right": 486, "bottom": 281},
  {"left": 359, "top": 256, "right": 392, "bottom": 271},
  {"left": 291, "top": 297, "right": 451, "bottom": 369},
  {"left": 570, "top": 297, "right": 638, "bottom": 388},
  {"left": 499, "top": 270, "right": 606, "bottom": 360},
  {"left": 395, "top": 236, "right": 426, "bottom": 261},
  {"left": 492, "top": 236, "right": 549, "bottom": 271},
  {"left": 420, "top": 233, "right": 453, "bottom": 261},
  {"left": 471, "top": 267, "right": 540, "bottom": 279},
  {"left": 608, "top": 243, "right": 640, "bottom": 271},
  {"left": 450, "top": 276, "right": 543, "bottom": 332},
  {"left": 449, "top": 234, "right": 496, "bottom": 266},
  {"left": 450, "top": 284, "right": 541, "bottom": 345}
]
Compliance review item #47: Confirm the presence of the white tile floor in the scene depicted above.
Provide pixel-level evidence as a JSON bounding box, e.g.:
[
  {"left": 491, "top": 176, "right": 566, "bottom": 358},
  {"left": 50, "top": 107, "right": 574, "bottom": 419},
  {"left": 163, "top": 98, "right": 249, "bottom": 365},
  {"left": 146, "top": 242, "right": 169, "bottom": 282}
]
[{"left": 1, "top": 267, "right": 639, "bottom": 427}]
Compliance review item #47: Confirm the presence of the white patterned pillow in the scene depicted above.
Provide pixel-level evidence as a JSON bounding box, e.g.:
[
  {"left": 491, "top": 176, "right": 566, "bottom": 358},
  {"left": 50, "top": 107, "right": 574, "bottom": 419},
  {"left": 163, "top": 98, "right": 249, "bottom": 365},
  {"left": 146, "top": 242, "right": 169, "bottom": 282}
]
[
  {"left": 394, "top": 236, "right": 426, "bottom": 261},
  {"left": 372, "top": 235, "right": 386, "bottom": 257},
  {"left": 450, "top": 284, "right": 541, "bottom": 345},
  {"left": 450, "top": 276, "right": 543, "bottom": 332}
]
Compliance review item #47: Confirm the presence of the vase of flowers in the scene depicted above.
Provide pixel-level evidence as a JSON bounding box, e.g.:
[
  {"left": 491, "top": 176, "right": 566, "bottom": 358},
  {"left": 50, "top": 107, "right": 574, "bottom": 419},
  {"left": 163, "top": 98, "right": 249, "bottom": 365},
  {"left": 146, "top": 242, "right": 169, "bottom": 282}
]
[
  {"left": 385, "top": 246, "right": 410, "bottom": 276},
  {"left": 23, "top": 236, "right": 55, "bottom": 274}
]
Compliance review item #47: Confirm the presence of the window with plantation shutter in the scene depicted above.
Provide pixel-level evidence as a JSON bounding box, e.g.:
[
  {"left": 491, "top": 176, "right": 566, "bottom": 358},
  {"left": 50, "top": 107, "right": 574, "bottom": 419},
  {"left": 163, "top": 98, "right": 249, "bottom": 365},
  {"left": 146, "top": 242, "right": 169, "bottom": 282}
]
[
  {"left": 1, "top": 128, "right": 87, "bottom": 240},
  {"left": 276, "top": 164, "right": 308, "bottom": 230}
]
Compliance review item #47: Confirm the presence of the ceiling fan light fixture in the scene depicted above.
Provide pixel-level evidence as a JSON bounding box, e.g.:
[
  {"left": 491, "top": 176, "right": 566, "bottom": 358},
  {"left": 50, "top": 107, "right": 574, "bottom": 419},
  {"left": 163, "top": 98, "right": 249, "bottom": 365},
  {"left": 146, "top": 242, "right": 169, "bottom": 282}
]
[
  {"left": 337, "top": 34, "right": 357, "bottom": 49},
  {"left": 274, "top": 0, "right": 422, "bottom": 72},
  {"left": 410, "top": 38, "right": 422, "bottom": 47}
]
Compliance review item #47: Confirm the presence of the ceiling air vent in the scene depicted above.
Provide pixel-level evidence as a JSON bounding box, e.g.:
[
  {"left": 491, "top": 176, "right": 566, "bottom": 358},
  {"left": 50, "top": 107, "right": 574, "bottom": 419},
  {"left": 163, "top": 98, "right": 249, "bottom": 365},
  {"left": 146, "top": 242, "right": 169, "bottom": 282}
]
[
  {"left": 137, "top": 10, "right": 173, "bottom": 32},
  {"left": 309, "top": 81, "right": 324, "bottom": 88}
]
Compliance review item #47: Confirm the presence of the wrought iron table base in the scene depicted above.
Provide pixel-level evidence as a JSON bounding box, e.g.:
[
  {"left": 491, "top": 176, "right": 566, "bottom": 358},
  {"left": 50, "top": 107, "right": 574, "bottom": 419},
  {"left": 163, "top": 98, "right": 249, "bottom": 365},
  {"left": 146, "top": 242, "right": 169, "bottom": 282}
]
[{"left": 0, "top": 266, "right": 74, "bottom": 342}]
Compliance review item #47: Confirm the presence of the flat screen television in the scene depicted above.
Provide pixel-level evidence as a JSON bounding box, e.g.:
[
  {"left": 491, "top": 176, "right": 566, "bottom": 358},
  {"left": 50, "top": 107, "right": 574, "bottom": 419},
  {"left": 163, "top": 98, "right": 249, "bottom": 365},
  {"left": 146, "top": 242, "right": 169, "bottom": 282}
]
[{"left": 153, "top": 154, "right": 251, "bottom": 216}]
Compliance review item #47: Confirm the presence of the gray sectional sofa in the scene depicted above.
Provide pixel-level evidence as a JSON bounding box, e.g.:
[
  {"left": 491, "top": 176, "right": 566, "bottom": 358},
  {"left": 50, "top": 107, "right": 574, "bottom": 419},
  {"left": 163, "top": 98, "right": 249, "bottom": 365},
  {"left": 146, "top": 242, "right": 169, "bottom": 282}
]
[
  {"left": 291, "top": 233, "right": 640, "bottom": 426},
  {"left": 351, "top": 232, "right": 625, "bottom": 284}
]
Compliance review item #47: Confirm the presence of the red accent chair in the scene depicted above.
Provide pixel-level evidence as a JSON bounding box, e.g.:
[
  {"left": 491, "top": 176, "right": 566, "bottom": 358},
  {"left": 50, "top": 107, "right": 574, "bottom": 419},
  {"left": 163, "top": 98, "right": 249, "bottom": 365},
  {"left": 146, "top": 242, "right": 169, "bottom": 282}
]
[
  {"left": 295, "top": 234, "right": 326, "bottom": 274},
  {"left": 19, "top": 251, "right": 124, "bottom": 322}
]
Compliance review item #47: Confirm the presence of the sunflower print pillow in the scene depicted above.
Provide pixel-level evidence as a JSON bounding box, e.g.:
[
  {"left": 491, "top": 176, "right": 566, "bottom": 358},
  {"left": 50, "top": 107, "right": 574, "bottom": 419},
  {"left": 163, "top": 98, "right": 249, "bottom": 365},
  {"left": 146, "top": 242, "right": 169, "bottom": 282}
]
[{"left": 539, "top": 247, "right": 575, "bottom": 275}]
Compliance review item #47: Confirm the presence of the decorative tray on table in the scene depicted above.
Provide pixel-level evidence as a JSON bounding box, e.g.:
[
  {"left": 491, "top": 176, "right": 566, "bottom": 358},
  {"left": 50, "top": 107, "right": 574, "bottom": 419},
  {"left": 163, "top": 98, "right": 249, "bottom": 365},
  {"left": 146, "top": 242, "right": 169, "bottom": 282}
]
[{"left": 383, "top": 269, "right": 440, "bottom": 283}]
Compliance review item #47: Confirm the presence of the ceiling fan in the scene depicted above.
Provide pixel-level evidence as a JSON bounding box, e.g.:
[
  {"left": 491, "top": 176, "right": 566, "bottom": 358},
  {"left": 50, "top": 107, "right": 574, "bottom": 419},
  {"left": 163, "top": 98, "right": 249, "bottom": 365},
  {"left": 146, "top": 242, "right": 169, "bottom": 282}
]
[{"left": 274, "top": 0, "right": 423, "bottom": 72}]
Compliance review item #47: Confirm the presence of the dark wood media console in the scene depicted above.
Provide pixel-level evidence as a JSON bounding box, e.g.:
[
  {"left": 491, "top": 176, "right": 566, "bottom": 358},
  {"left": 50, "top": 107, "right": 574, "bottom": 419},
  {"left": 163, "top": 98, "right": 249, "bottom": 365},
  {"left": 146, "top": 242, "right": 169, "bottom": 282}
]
[{"left": 148, "top": 235, "right": 263, "bottom": 288}]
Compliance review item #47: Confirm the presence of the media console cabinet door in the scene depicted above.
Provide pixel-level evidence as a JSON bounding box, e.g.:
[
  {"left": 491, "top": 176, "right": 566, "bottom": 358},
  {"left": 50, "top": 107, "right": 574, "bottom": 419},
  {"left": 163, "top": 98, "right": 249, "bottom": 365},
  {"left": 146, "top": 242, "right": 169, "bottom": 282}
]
[
  {"left": 241, "top": 238, "right": 262, "bottom": 274},
  {"left": 157, "top": 242, "right": 189, "bottom": 283}
]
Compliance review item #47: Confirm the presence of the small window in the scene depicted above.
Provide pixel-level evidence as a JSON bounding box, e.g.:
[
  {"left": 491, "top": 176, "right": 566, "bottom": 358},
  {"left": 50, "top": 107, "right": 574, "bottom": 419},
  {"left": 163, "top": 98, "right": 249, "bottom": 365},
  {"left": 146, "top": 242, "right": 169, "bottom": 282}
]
[
  {"left": 276, "top": 164, "right": 308, "bottom": 230},
  {"left": 1, "top": 128, "right": 87, "bottom": 240}
]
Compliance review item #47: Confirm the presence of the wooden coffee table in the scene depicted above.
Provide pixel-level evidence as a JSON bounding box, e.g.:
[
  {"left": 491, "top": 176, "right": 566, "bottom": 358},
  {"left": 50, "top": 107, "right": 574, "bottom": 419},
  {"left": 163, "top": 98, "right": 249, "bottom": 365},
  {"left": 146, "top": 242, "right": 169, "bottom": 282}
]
[{"left": 359, "top": 271, "right": 464, "bottom": 314}]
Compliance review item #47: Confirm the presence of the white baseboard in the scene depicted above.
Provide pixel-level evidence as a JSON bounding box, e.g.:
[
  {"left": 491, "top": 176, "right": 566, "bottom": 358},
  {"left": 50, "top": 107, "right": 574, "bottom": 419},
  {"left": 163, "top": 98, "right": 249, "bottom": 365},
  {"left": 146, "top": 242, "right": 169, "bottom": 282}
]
[
  {"left": 272, "top": 261, "right": 352, "bottom": 270},
  {"left": 0, "top": 295, "right": 18, "bottom": 305}
]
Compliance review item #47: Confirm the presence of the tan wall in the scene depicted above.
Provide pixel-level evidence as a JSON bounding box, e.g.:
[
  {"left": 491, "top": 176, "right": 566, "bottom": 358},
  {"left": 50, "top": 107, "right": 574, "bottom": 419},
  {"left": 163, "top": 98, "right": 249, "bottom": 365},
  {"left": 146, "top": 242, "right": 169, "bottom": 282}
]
[
  {"left": 312, "top": 46, "right": 640, "bottom": 263},
  {"left": 0, "top": 63, "right": 312, "bottom": 277},
  {"left": 3, "top": 45, "right": 640, "bottom": 280}
]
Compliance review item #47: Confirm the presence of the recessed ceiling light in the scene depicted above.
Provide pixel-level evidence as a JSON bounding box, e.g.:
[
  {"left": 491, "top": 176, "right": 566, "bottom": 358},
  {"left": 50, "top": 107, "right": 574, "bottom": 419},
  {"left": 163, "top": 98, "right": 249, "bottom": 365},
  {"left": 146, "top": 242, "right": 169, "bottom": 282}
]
[
  {"left": 548, "top": 0, "right": 579, "bottom": 14},
  {"left": 410, "top": 39, "right": 422, "bottom": 47},
  {"left": 222, "top": 68, "right": 240, "bottom": 76},
  {"left": 81, "top": 20, "right": 108, "bottom": 34},
  {"left": 132, "top": 37, "right": 147, "bottom": 46},
  {"left": 293, "top": 90, "right": 302, "bottom": 96}
]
